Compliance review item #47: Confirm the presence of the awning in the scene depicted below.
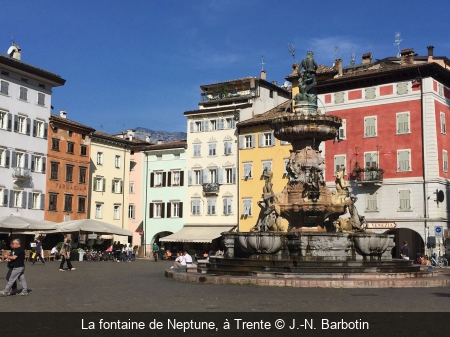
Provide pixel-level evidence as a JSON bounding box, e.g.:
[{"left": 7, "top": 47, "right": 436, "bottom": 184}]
[{"left": 159, "top": 226, "right": 232, "bottom": 243}]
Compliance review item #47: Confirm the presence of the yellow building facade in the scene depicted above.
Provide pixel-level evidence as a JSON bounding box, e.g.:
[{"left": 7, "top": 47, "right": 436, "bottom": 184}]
[{"left": 238, "top": 102, "right": 291, "bottom": 232}]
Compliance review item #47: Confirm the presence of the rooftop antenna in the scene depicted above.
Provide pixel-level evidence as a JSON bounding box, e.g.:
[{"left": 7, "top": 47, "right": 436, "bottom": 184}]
[
  {"left": 334, "top": 46, "right": 339, "bottom": 59},
  {"left": 394, "top": 32, "right": 402, "bottom": 59},
  {"left": 261, "top": 56, "right": 265, "bottom": 71},
  {"left": 99, "top": 124, "right": 104, "bottom": 131},
  {"left": 349, "top": 47, "right": 356, "bottom": 66},
  {"left": 286, "top": 43, "right": 297, "bottom": 64}
]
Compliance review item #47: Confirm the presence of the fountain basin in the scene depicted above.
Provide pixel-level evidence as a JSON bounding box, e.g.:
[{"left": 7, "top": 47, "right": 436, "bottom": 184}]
[{"left": 231, "top": 232, "right": 286, "bottom": 254}]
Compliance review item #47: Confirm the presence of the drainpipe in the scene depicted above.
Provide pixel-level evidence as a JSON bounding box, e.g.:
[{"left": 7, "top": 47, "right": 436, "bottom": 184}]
[
  {"left": 144, "top": 151, "right": 148, "bottom": 257},
  {"left": 122, "top": 145, "right": 127, "bottom": 236}
]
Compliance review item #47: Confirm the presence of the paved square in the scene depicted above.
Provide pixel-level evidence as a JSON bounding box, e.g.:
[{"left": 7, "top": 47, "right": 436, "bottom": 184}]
[{"left": 1, "top": 259, "right": 449, "bottom": 312}]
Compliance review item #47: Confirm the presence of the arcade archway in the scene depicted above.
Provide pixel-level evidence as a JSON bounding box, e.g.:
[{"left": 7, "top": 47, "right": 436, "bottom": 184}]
[{"left": 384, "top": 228, "right": 424, "bottom": 260}]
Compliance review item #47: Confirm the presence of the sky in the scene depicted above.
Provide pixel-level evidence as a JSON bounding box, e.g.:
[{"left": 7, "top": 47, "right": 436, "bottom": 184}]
[{"left": 2, "top": 1, "right": 450, "bottom": 134}]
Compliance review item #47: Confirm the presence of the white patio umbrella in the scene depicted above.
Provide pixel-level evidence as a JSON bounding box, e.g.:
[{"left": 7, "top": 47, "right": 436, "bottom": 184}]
[
  {"left": 0, "top": 215, "right": 57, "bottom": 234},
  {"left": 49, "top": 219, "right": 132, "bottom": 236}
]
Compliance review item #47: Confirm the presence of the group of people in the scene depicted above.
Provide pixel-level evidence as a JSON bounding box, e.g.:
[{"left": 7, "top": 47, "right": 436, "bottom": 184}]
[
  {"left": 170, "top": 251, "right": 193, "bottom": 269},
  {"left": 105, "top": 241, "right": 134, "bottom": 262}
]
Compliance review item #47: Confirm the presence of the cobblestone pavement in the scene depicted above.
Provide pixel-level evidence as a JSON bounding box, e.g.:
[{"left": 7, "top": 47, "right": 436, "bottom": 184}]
[{"left": 0, "top": 259, "right": 449, "bottom": 312}]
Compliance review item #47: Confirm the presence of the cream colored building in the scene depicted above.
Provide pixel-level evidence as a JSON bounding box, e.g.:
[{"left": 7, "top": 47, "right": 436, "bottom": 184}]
[{"left": 88, "top": 131, "right": 131, "bottom": 242}]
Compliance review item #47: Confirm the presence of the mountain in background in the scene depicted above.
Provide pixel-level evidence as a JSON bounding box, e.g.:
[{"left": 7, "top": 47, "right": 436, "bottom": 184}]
[{"left": 134, "top": 127, "right": 187, "bottom": 143}]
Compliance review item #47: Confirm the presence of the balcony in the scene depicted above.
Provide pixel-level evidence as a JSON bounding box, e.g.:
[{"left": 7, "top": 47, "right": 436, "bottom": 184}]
[
  {"left": 355, "top": 169, "right": 384, "bottom": 186},
  {"left": 202, "top": 183, "right": 220, "bottom": 195},
  {"left": 12, "top": 167, "right": 32, "bottom": 181}
]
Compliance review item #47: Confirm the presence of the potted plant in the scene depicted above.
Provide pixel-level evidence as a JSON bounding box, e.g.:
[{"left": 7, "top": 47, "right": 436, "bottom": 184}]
[{"left": 353, "top": 162, "right": 363, "bottom": 173}]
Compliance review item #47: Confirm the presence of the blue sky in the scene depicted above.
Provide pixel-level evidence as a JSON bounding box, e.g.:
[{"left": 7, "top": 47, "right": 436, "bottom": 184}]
[{"left": 3, "top": 1, "right": 449, "bottom": 134}]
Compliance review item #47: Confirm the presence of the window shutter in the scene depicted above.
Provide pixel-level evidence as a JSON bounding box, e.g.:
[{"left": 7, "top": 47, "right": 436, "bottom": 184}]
[
  {"left": 202, "top": 169, "right": 208, "bottom": 184},
  {"left": 22, "top": 191, "right": 27, "bottom": 208},
  {"left": 223, "top": 199, "right": 227, "bottom": 215},
  {"left": 204, "top": 120, "right": 209, "bottom": 132},
  {"left": 28, "top": 192, "right": 33, "bottom": 209},
  {"left": 102, "top": 178, "right": 106, "bottom": 192},
  {"left": 120, "top": 181, "right": 123, "bottom": 193},
  {"left": 42, "top": 157, "right": 46, "bottom": 173},
  {"left": 3, "top": 189, "right": 8, "bottom": 206},
  {"left": 7, "top": 113, "right": 12, "bottom": 131},
  {"left": 179, "top": 202, "right": 183, "bottom": 218},
  {"left": 24, "top": 154, "right": 29, "bottom": 169},
  {"left": 239, "top": 136, "right": 243, "bottom": 149},
  {"left": 180, "top": 171, "right": 184, "bottom": 186},
  {"left": 251, "top": 135, "right": 255, "bottom": 148},
  {"left": 43, "top": 123, "right": 48, "bottom": 139},
  {"left": 32, "top": 120, "right": 37, "bottom": 137},
  {"left": 167, "top": 202, "right": 171, "bottom": 218},
  {"left": 200, "top": 120, "right": 205, "bottom": 132},
  {"left": 26, "top": 118, "right": 31, "bottom": 136},
  {"left": 9, "top": 190, "right": 14, "bottom": 207},
  {"left": 190, "top": 122, "right": 194, "bottom": 133},
  {"left": 199, "top": 171, "right": 203, "bottom": 184},
  {"left": 150, "top": 172, "right": 154, "bottom": 187},
  {"left": 5, "top": 150, "right": 10, "bottom": 168},
  {"left": 271, "top": 132, "right": 275, "bottom": 146},
  {"left": 188, "top": 170, "right": 192, "bottom": 186},
  {"left": 11, "top": 151, "right": 17, "bottom": 168},
  {"left": 218, "top": 118, "right": 224, "bottom": 130},
  {"left": 232, "top": 167, "right": 236, "bottom": 183},
  {"left": 149, "top": 203, "right": 154, "bottom": 218},
  {"left": 31, "top": 155, "right": 35, "bottom": 172},
  {"left": 40, "top": 194, "right": 45, "bottom": 210},
  {"left": 218, "top": 168, "right": 224, "bottom": 184},
  {"left": 161, "top": 203, "right": 165, "bottom": 218},
  {"left": 162, "top": 172, "right": 167, "bottom": 187},
  {"left": 13, "top": 115, "right": 18, "bottom": 132},
  {"left": 168, "top": 172, "right": 172, "bottom": 187},
  {"left": 258, "top": 134, "right": 263, "bottom": 147}
]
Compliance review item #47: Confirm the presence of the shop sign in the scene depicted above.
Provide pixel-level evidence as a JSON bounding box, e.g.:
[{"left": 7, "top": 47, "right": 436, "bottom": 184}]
[{"left": 366, "top": 222, "right": 396, "bottom": 229}]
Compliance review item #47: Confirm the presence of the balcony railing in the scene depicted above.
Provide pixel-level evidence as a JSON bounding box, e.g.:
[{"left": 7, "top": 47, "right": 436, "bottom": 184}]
[
  {"left": 355, "top": 169, "right": 384, "bottom": 185},
  {"left": 202, "top": 183, "right": 219, "bottom": 194},
  {"left": 12, "top": 167, "right": 32, "bottom": 181}
]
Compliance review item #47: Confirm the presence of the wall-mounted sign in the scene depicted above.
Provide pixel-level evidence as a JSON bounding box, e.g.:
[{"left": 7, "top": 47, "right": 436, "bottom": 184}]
[
  {"left": 88, "top": 234, "right": 98, "bottom": 240},
  {"left": 366, "top": 222, "right": 397, "bottom": 229}
]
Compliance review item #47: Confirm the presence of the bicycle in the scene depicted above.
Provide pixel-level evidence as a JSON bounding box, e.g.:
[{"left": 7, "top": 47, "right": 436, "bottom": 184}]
[{"left": 431, "top": 253, "right": 448, "bottom": 268}]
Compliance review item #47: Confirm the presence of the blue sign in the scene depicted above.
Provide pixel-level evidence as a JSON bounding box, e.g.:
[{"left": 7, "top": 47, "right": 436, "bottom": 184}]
[{"left": 435, "top": 226, "right": 443, "bottom": 237}]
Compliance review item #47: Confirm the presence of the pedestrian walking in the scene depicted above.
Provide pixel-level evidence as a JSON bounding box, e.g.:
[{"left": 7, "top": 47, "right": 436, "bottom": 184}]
[
  {"left": 115, "top": 241, "right": 122, "bottom": 262},
  {"left": 152, "top": 242, "right": 159, "bottom": 262},
  {"left": 1, "top": 239, "right": 28, "bottom": 296},
  {"left": 59, "top": 238, "right": 76, "bottom": 271},
  {"left": 126, "top": 243, "right": 133, "bottom": 262},
  {"left": 5, "top": 240, "right": 17, "bottom": 293},
  {"left": 31, "top": 237, "right": 45, "bottom": 265}
]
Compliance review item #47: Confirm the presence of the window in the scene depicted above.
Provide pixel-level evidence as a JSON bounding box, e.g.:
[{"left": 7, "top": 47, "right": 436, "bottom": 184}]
[
  {"left": 79, "top": 167, "right": 87, "bottom": 183},
  {"left": 208, "top": 143, "right": 216, "bottom": 156},
  {"left": 0, "top": 81, "right": 9, "bottom": 95},
  {"left": 269, "top": 90, "right": 273, "bottom": 98},
  {"left": 32, "top": 193, "right": 40, "bottom": 209},
  {"left": 113, "top": 205, "right": 120, "bottom": 220},
  {"left": 49, "top": 194, "right": 58, "bottom": 211},
  {"left": 399, "top": 190, "right": 411, "bottom": 210},
  {"left": 226, "top": 118, "right": 235, "bottom": 129},
  {"left": 240, "top": 135, "right": 254, "bottom": 149},
  {"left": 209, "top": 169, "right": 217, "bottom": 183},
  {"left": 112, "top": 179, "right": 123, "bottom": 193},
  {"left": 172, "top": 171, "right": 180, "bottom": 185},
  {"left": 366, "top": 192, "right": 378, "bottom": 211},
  {"left": 97, "top": 152, "right": 103, "bottom": 165},
  {"left": 19, "top": 87, "right": 27, "bottom": 100},
  {"left": 14, "top": 152, "right": 25, "bottom": 168},
  {"left": 52, "top": 138, "right": 60, "bottom": 151},
  {"left": 80, "top": 145, "right": 87, "bottom": 156},
  {"left": 259, "top": 132, "right": 274, "bottom": 147},
  {"left": 396, "top": 112, "right": 410, "bottom": 134},
  {"left": 365, "top": 87, "right": 376, "bottom": 99},
  {"left": 129, "top": 182, "right": 135, "bottom": 193},
  {"left": 0, "top": 148, "right": 6, "bottom": 167},
  {"left": 193, "top": 144, "right": 201, "bottom": 157},
  {"left": 191, "top": 199, "right": 201, "bottom": 215},
  {"left": 444, "top": 150, "right": 448, "bottom": 172},
  {"left": 78, "top": 197, "right": 86, "bottom": 213},
  {"left": 207, "top": 199, "right": 216, "bottom": 215},
  {"left": 262, "top": 161, "right": 272, "bottom": 174},
  {"left": 0, "top": 111, "right": 7, "bottom": 130},
  {"left": 223, "top": 198, "right": 232, "bottom": 215},
  {"left": 225, "top": 168, "right": 235, "bottom": 184},
  {"left": 194, "top": 170, "right": 202, "bottom": 185},
  {"left": 65, "top": 165, "right": 73, "bottom": 182},
  {"left": 13, "top": 191, "right": 22, "bottom": 208},
  {"left": 338, "top": 119, "right": 346, "bottom": 140},
  {"left": 397, "top": 82, "right": 408, "bottom": 95},
  {"left": 210, "top": 119, "right": 217, "bottom": 130},
  {"left": 171, "top": 202, "right": 180, "bottom": 218},
  {"left": 243, "top": 162, "right": 253, "bottom": 179},
  {"left": 50, "top": 162, "right": 59, "bottom": 180},
  {"left": 195, "top": 121, "right": 203, "bottom": 132},
  {"left": 397, "top": 150, "right": 411, "bottom": 172},
  {"left": 67, "top": 142, "right": 74, "bottom": 154},
  {"left": 154, "top": 172, "right": 163, "bottom": 187},
  {"left": 242, "top": 198, "right": 252, "bottom": 216},
  {"left": 334, "top": 92, "right": 344, "bottom": 103},
  {"left": 334, "top": 155, "right": 346, "bottom": 174},
  {"left": 224, "top": 141, "right": 232, "bottom": 155},
  {"left": 95, "top": 203, "right": 103, "bottom": 218},
  {"left": 364, "top": 152, "right": 378, "bottom": 170},
  {"left": 154, "top": 203, "right": 162, "bottom": 218},
  {"left": 37, "top": 93, "right": 45, "bottom": 106},
  {"left": 364, "top": 116, "right": 377, "bottom": 137},
  {"left": 441, "top": 112, "right": 446, "bottom": 134},
  {"left": 63, "top": 195, "right": 72, "bottom": 212},
  {"left": 128, "top": 205, "right": 135, "bottom": 219},
  {"left": 35, "top": 120, "right": 44, "bottom": 137},
  {"left": 31, "top": 155, "right": 43, "bottom": 173},
  {"left": 95, "top": 177, "right": 105, "bottom": 192},
  {"left": 17, "top": 116, "right": 26, "bottom": 134},
  {"left": 115, "top": 155, "right": 121, "bottom": 168}
]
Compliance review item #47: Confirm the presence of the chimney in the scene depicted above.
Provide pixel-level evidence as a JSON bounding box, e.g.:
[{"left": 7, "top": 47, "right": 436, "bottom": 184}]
[
  {"left": 59, "top": 110, "right": 67, "bottom": 119},
  {"left": 145, "top": 135, "right": 150, "bottom": 143},
  {"left": 260, "top": 70, "right": 266, "bottom": 80},
  {"left": 157, "top": 139, "right": 163, "bottom": 144},
  {"left": 427, "top": 45, "right": 435, "bottom": 62},
  {"left": 362, "top": 52, "right": 372, "bottom": 65},
  {"left": 128, "top": 135, "right": 133, "bottom": 141},
  {"left": 333, "top": 59, "right": 343, "bottom": 76},
  {"left": 8, "top": 44, "right": 21, "bottom": 61},
  {"left": 400, "top": 48, "right": 415, "bottom": 65}
]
